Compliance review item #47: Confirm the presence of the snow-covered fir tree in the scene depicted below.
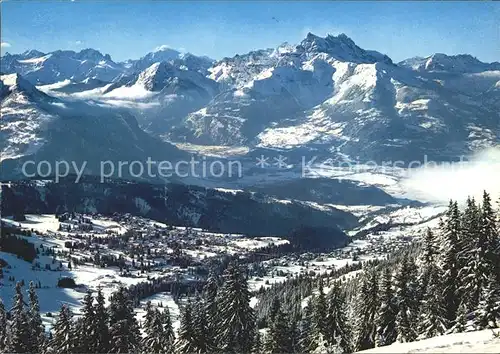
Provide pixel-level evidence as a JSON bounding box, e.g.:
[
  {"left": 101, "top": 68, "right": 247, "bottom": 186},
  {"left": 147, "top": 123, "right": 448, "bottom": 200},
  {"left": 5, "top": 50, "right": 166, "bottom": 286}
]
[
  {"left": 6, "top": 282, "right": 31, "bottom": 354},
  {"left": 475, "top": 272, "right": 500, "bottom": 330},
  {"left": 416, "top": 228, "right": 437, "bottom": 303},
  {"left": 438, "top": 201, "right": 461, "bottom": 324},
  {"left": 325, "top": 281, "right": 352, "bottom": 352},
  {"left": 78, "top": 290, "right": 96, "bottom": 353},
  {"left": 203, "top": 270, "right": 220, "bottom": 341},
  {"left": 94, "top": 286, "right": 111, "bottom": 354},
  {"left": 216, "top": 262, "right": 256, "bottom": 353},
  {"left": 480, "top": 191, "right": 500, "bottom": 281},
  {"left": 311, "top": 278, "right": 328, "bottom": 348},
  {"left": 375, "top": 267, "right": 397, "bottom": 347},
  {"left": 299, "top": 301, "right": 314, "bottom": 352},
  {"left": 265, "top": 301, "right": 292, "bottom": 353},
  {"left": 394, "top": 255, "right": 418, "bottom": 343},
  {"left": 27, "top": 281, "right": 45, "bottom": 353},
  {"left": 192, "top": 296, "right": 214, "bottom": 353},
  {"left": 142, "top": 303, "right": 166, "bottom": 354},
  {"left": 353, "top": 269, "right": 379, "bottom": 350},
  {"left": 175, "top": 301, "right": 197, "bottom": 354},
  {"left": 161, "top": 306, "right": 175, "bottom": 353},
  {"left": 108, "top": 286, "right": 141, "bottom": 353},
  {"left": 418, "top": 261, "right": 448, "bottom": 338},
  {"left": 457, "top": 197, "right": 482, "bottom": 316},
  {"left": 51, "top": 305, "right": 74, "bottom": 354}
]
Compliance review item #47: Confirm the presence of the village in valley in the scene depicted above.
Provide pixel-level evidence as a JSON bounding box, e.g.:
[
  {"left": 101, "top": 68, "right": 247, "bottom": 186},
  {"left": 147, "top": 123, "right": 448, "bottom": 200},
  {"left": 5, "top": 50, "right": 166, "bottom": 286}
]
[{"left": 1, "top": 201, "right": 445, "bottom": 331}]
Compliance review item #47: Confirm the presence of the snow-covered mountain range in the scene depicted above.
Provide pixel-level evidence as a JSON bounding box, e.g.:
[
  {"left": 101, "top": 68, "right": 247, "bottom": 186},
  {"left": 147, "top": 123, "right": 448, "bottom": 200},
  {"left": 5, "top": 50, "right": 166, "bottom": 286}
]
[
  {"left": 1, "top": 33, "right": 499, "bottom": 168},
  {"left": 0, "top": 73, "right": 186, "bottom": 181}
]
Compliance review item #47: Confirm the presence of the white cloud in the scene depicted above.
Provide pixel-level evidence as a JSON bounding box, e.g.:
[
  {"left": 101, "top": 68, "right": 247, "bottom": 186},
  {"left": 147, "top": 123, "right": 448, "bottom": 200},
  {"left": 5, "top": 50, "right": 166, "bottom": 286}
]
[
  {"left": 1, "top": 42, "right": 12, "bottom": 48},
  {"left": 154, "top": 44, "right": 172, "bottom": 52},
  {"left": 403, "top": 146, "right": 500, "bottom": 204}
]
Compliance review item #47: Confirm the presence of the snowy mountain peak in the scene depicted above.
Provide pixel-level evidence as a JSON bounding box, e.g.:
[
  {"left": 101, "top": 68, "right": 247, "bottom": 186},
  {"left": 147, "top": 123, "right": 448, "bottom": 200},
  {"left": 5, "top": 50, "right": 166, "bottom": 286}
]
[
  {"left": 127, "top": 47, "right": 183, "bottom": 73},
  {"left": 0, "top": 73, "right": 38, "bottom": 95},
  {"left": 144, "top": 47, "right": 181, "bottom": 61},
  {"left": 76, "top": 48, "right": 112, "bottom": 62},
  {"left": 297, "top": 32, "right": 392, "bottom": 64},
  {"left": 136, "top": 61, "right": 177, "bottom": 91},
  {"left": 399, "top": 53, "right": 500, "bottom": 73},
  {"left": 20, "top": 49, "right": 46, "bottom": 59}
]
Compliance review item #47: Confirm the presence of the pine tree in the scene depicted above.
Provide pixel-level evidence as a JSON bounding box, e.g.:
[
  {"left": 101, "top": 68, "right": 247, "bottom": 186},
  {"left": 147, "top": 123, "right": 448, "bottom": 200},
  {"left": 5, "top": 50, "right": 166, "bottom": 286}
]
[
  {"left": 312, "top": 278, "right": 328, "bottom": 343},
  {"left": 457, "top": 197, "right": 482, "bottom": 316},
  {"left": 299, "top": 301, "right": 314, "bottom": 352},
  {"left": 475, "top": 273, "right": 500, "bottom": 329},
  {"left": 252, "top": 329, "right": 263, "bottom": 354},
  {"left": 203, "top": 270, "right": 220, "bottom": 343},
  {"left": 265, "top": 300, "right": 292, "bottom": 354},
  {"left": 27, "top": 281, "right": 45, "bottom": 353},
  {"left": 354, "top": 269, "right": 379, "bottom": 350},
  {"left": 325, "top": 281, "right": 352, "bottom": 352},
  {"left": 71, "top": 317, "right": 84, "bottom": 354},
  {"left": 78, "top": 290, "right": 96, "bottom": 353},
  {"left": 161, "top": 307, "right": 175, "bottom": 354},
  {"left": 418, "top": 261, "right": 448, "bottom": 338},
  {"left": 416, "top": 228, "right": 437, "bottom": 303},
  {"left": 394, "top": 255, "right": 418, "bottom": 343},
  {"left": 289, "top": 313, "right": 301, "bottom": 353},
  {"left": 142, "top": 301, "right": 155, "bottom": 336},
  {"left": 175, "top": 301, "right": 197, "bottom": 354},
  {"left": 6, "top": 282, "right": 31, "bottom": 353},
  {"left": 192, "top": 296, "right": 214, "bottom": 353},
  {"left": 438, "top": 201, "right": 461, "bottom": 324},
  {"left": 269, "top": 297, "right": 281, "bottom": 323},
  {"left": 216, "top": 262, "right": 256, "bottom": 353},
  {"left": 480, "top": 191, "right": 500, "bottom": 281},
  {"left": 375, "top": 267, "right": 397, "bottom": 347},
  {"left": 51, "top": 305, "right": 74, "bottom": 354},
  {"left": 142, "top": 305, "right": 165, "bottom": 354},
  {"left": 450, "top": 301, "right": 469, "bottom": 333},
  {"left": 94, "top": 286, "right": 111, "bottom": 354},
  {"left": 0, "top": 299, "right": 7, "bottom": 352},
  {"left": 108, "top": 286, "right": 141, "bottom": 354}
]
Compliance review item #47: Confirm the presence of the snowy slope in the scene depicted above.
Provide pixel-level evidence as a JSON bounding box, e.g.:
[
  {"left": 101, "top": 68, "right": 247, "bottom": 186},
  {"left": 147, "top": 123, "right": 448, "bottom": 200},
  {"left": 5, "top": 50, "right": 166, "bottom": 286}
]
[{"left": 358, "top": 329, "right": 500, "bottom": 353}]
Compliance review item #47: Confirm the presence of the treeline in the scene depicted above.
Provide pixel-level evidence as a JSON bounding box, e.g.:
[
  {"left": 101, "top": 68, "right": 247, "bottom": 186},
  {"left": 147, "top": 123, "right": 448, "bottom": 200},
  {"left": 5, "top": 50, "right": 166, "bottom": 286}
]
[
  {"left": 0, "top": 232, "right": 37, "bottom": 262},
  {"left": 253, "top": 191, "right": 500, "bottom": 353}
]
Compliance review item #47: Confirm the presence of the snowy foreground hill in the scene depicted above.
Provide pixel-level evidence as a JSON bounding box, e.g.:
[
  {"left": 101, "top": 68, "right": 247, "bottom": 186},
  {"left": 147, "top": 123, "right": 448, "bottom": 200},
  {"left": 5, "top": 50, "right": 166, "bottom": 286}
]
[{"left": 358, "top": 329, "right": 500, "bottom": 353}]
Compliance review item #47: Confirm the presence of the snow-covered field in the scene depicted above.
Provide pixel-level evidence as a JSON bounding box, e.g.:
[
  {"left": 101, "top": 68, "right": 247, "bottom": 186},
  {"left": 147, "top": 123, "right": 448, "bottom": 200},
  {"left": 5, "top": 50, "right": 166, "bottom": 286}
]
[
  {"left": 2, "top": 214, "right": 127, "bottom": 235},
  {"left": 134, "top": 292, "right": 181, "bottom": 331}
]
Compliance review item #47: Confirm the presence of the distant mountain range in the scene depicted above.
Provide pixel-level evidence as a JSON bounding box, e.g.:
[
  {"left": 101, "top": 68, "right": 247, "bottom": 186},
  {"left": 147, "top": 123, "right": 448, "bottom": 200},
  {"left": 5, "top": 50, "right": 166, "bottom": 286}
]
[{"left": 1, "top": 33, "right": 499, "bottom": 172}]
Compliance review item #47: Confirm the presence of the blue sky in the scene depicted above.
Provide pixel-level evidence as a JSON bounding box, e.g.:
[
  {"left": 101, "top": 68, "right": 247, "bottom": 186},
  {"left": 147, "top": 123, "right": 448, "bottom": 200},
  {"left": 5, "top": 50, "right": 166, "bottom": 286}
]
[{"left": 2, "top": 1, "right": 499, "bottom": 63}]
